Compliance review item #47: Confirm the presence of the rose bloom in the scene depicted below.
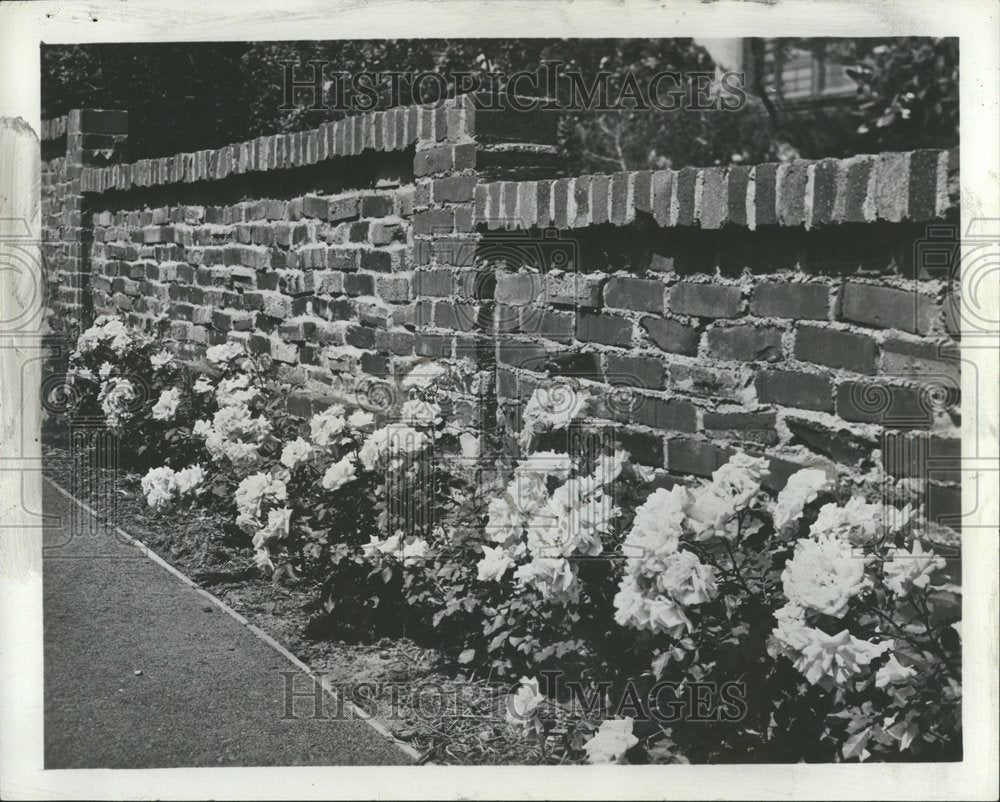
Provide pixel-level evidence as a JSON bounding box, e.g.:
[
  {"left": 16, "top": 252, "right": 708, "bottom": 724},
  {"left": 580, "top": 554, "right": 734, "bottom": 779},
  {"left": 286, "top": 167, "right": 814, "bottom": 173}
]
[
  {"left": 782, "top": 533, "right": 869, "bottom": 618},
  {"left": 141, "top": 466, "right": 176, "bottom": 512},
  {"left": 454, "top": 432, "right": 479, "bottom": 459},
  {"left": 583, "top": 718, "right": 638, "bottom": 764},
  {"left": 513, "top": 556, "right": 579, "bottom": 604},
  {"left": 252, "top": 506, "right": 293, "bottom": 549},
  {"left": 216, "top": 374, "right": 259, "bottom": 408},
  {"left": 234, "top": 472, "right": 287, "bottom": 520},
  {"left": 656, "top": 550, "right": 718, "bottom": 606},
  {"left": 685, "top": 485, "right": 738, "bottom": 541},
  {"left": 811, "top": 497, "right": 914, "bottom": 547},
  {"left": 309, "top": 405, "right": 347, "bottom": 447},
  {"left": 205, "top": 340, "right": 245, "bottom": 366},
  {"left": 505, "top": 677, "right": 545, "bottom": 737},
  {"left": 322, "top": 453, "right": 358, "bottom": 491},
  {"left": 773, "top": 468, "right": 833, "bottom": 531},
  {"left": 517, "top": 450, "right": 574, "bottom": 481},
  {"left": 151, "top": 387, "right": 182, "bottom": 421},
  {"left": 476, "top": 545, "right": 515, "bottom": 582},
  {"left": 626, "top": 485, "right": 687, "bottom": 559},
  {"left": 768, "top": 621, "right": 890, "bottom": 691},
  {"left": 613, "top": 575, "right": 692, "bottom": 638},
  {"left": 505, "top": 471, "right": 549, "bottom": 517},
  {"left": 485, "top": 496, "right": 524, "bottom": 548},
  {"left": 173, "top": 464, "right": 205, "bottom": 496},
  {"left": 280, "top": 437, "right": 313, "bottom": 470},
  {"left": 882, "top": 540, "right": 945, "bottom": 598},
  {"left": 346, "top": 409, "right": 375, "bottom": 430},
  {"left": 150, "top": 350, "right": 174, "bottom": 371},
  {"left": 400, "top": 536, "right": 430, "bottom": 567},
  {"left": 400, "top": 398, "right": 442, "bottom": 427},
  {"left": 875, "top": 653, "right": 918, "bottom": 689},
  {"left": 192, "top": 376, "right": 214, "bottom": 394},
  {"left": 400, "top": 360, "right": 449, "bottom": 390},
  {"left": 100, "top": 378, "right": 136, "bottom": 429},
  {"left": 710, "top": 453, "right": 770, "bottom": 511},
  {"left": 521, "top": 385, "right": 588, "bottom": 432}
]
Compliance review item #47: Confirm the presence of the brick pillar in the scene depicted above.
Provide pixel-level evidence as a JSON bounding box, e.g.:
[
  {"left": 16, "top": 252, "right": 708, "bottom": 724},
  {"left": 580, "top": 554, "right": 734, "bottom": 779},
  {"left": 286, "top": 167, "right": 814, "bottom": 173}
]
[
  {"left": 410, "top": 94, "right": 559, "bottom": 457},
  {"left": 43, "top": 108, "right": 128, "bottom": 334}
]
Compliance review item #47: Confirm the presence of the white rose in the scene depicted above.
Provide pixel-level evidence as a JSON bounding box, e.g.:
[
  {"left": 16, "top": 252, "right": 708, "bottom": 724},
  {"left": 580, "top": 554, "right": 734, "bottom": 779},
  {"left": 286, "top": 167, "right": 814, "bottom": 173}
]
[
  {"left": 400, "top": 398, "right": 442, "bottom": 427},
  {"left": 505, "top": 677, "right": 545, "bottom": 737},
  {"left": 613, "top": 575, "right": 692, "bottom": 637},
  {"left": 875, "top": 653, "right": 918, "bottom": 689},
  {"left": 656, "top": 550, "right": 718, "bottom": 605},
  {"left": 400, "top": 536, "right": 429, "bottom": 566},
  {"left": 710, "top": 453, "right": 770, "bottom": 511},
  {"left": 459, "top": 432, "right": 480, "bottom": 459},
  {"left": 782, "top": 534, "right": 869, "bottom": 618},
  {"left": 322, "top": 453, "right": 357, "bottom": 492},
  {"left": 476, "top": 545, "right": 515, "bottom": 582},
  {"left": 205, "top": 341, "right": 245, "bottom": 366},
  {"left": 347, "top": 409, "right": 375, "bottom": 430},
  {"left": 253, "top": 506, "right": 292, "bottom": 547},
  {"left": 173, "top": 465, "right": 205, "bottom": 496},
  {"left": 768, "top": 623, "right": 890, "bottom": 691},
  {"left": 513, "top": 556, "right": 579, "bottom": 603},
  {"left": 140, "top": 466, "right": 176, "bottom": 512},
  {"left": 280, "top": 437, "right": 313, "bottom": 470},
  {"left": 150, "top": 350, "right": 174, "bottom": 371},
  {"left": 522, "top": 385, "right": 589, "bottom": 432},
  {"left": 583, "top": 718, "right": 638, "bottom": 764},
  {"left": 883, "top": 540, "right": 945, "bottom": 598},
  {"left": 773, "top": 468, "right": 833, "bottom": 531},
  {"left": 310, "top": 405, "right": 347, "bottom": 447},
  {"left": 151, "top": 387, "right": 182, "bottom": 421}
]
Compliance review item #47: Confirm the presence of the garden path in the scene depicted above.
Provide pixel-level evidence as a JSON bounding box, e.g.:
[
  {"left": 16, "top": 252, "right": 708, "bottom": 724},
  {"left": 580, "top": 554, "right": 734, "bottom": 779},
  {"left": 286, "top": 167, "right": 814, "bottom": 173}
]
[{"left": 42, "top": 479, "right": 412, "bottom": 768}]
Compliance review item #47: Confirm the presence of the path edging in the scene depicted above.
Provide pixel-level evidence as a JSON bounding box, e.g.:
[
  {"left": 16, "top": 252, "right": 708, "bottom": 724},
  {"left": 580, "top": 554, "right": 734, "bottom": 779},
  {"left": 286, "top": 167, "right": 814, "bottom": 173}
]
[{"left": 44, "top": 475, "right": 425, "bottom": 764}]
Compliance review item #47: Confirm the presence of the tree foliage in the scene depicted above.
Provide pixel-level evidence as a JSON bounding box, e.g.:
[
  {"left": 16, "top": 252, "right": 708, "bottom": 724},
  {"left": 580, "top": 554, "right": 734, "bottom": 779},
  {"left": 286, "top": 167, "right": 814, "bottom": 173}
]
[{"left": 42, "top": 37, "right": 958, "bottom": 171}]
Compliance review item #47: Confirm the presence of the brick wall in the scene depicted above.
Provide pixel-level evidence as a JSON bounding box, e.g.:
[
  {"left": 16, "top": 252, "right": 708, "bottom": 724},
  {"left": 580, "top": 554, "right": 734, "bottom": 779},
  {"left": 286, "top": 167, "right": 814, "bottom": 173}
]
[
  {"left": 476, "top": 156, "right": 961, "bottom": 538},
  {"left": 40, "top": 97, "right": 961, "bottom": 535}
]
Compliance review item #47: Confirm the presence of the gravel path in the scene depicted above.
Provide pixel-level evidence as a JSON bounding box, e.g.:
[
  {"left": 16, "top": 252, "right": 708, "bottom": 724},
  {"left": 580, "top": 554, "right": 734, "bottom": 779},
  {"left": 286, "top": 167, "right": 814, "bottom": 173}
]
[{"left": 42, "top": 479, "right": 412, "bottom": 768}]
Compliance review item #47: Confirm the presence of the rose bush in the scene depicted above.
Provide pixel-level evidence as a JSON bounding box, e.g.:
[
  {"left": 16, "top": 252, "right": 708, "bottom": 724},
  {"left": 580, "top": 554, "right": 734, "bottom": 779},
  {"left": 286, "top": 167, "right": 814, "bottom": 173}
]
[{"left": 62, "top": 319, "right": 962, "bottom": 765}]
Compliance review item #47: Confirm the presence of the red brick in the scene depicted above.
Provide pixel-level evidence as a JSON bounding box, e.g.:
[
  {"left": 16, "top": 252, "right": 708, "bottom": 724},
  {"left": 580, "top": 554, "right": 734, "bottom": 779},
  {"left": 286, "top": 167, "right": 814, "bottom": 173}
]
[
  {"left": 755, "top": 369, "right": 833, "bottom": 412},
  {"left": 794, "top": 325, "right": 878, "bottom": 374},
  {"left": 641, "top": 316, "right": 700, "bottom": 356},
  {"left": 496, "top": 272, "right": 543, "bottom": 305},
  {"left": 618, "top": 430, "right": 665, "bottom": 468},
  {"left": 577, "top": 312, "right": 634, "bottom": 347},
  {"left": 604, "top": 276, "right": 665, "bottom": 313},
  {"left": 669, "top": 283, "right": 742, "bottom": 318},
  {"left": 603, "top": 353, "right": 666, "bottom": 390},
  {"left": 699, "top": 167, "right": 728, "bottom": 229},
  {"left": 881, "top": 337, "right": 960, "bottom": 384},
  {"left": 785, "top": 415, "right": 873, "bottom": 464},
  {"left": 751, "top": 282, "right": 830, "bottom": 320},
  {"left": 777, "top": 161, "right": 810, "bottom": 226},
  {"left": 631, "top": 396, "right": 697, "bottom": 432},
  {"left": 836, "top": 380, "right": 942, "bottom": 427},
  {"left": 839, "top": 283, "right": 938, "bottom": 335},
  {"left": 667, "top": 437, "right": 734, "bottom": 477},
  {"left": 703, "top": 409, "right": 779, "bottom": 446},
  {"left": 707, "top": 325, "right": 783, "bottom": 362}
]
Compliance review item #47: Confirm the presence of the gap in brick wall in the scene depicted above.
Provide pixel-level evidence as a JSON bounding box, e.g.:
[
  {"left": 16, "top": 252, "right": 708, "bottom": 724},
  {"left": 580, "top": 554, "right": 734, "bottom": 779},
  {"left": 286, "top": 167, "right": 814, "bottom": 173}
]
[
  {"left": 515, "top": 218, "right": 954, "bottom": 280},
  {"left": 83, "top": 147, "right": 415, "bottom": 213}
]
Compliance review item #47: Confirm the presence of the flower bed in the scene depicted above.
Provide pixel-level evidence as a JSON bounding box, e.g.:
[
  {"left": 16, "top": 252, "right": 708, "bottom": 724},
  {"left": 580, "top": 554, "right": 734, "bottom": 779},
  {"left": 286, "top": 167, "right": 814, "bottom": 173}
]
[{"left": 54, "top": 315, "right": 963, "bottom": 764}]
